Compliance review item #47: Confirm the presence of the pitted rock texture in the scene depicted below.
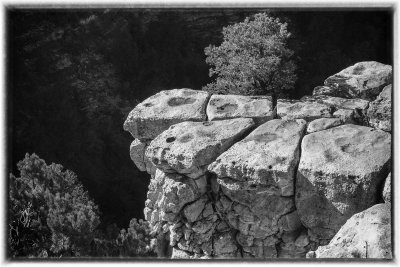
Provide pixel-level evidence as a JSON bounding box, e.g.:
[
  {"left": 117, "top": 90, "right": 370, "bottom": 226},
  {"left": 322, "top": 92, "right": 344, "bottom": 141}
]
[
  {"left": 277, "top": 99, "right": 333, "bottom": 121},
  {"left": 367, "top": 84, "right": 391, "bottom": 132},
  {"left": 123, "top": 62, "right": 392, "bottom": 259},
  {"left": 145, "top": 118, "right": 255, "bottom": 178},
  {"left": 382, "top": 173, "right": 391, "bottom": 203},
  {"left": 322, "top": 61, "right": 392, "bottom": 100},
  {"left": 209, "top": 119, "right": 306, "bottom": 196},
  {"left": 310, "top": 204, "right": 392, "bottom": 259},
  {"left": 296, "top": 124, "right": 391, "bottom": 241},
  {"left": 123, "top": 89, "right": 210, "bottom": 140},
  {"left": 206, "top": 94, "right": 274, "bottom": 124}
]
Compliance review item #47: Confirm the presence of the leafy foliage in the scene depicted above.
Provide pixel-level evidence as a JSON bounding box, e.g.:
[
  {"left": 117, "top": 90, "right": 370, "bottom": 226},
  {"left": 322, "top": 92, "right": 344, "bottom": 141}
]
[
  {"left": 9, "top": 153, "right": 100, "bottom": 257},
  {"left": 203, "top": 13, "right": 297, "bottom": 98}
]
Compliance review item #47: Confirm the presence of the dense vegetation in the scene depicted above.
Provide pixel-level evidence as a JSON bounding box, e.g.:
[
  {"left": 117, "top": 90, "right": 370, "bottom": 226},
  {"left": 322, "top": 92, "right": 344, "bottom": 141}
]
[
  {"left": 204, "top": 13, "right": 296, "bottom": 100},
  {"left": 8, "top": 8, "right": 392, "bottom": 246},
  {"left": 9, "top": 154, "right": 156, "bottom": 257}
]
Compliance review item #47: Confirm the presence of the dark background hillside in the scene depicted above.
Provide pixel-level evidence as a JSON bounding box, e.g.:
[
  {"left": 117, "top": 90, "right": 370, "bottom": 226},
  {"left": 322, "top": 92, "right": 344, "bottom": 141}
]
[{"left": 7, "top": 8, "right": 392, "bottom": 229}]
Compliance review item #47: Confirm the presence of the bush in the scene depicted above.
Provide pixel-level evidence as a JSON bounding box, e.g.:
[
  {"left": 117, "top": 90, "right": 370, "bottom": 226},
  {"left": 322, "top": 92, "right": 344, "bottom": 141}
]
[
  {"left": 9, "top": 153, "right": 156, "bottom": 258},
  {"left": 203, "top": 13, "right": 297, "bottom": 99},
  {"left": 9, "top": 153, "right": 100, "bottom": 257}
]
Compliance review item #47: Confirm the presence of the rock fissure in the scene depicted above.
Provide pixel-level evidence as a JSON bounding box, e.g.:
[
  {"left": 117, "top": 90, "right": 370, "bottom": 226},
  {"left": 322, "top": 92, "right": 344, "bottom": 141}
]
[{"left": 124, "top": 61, "right": 392, "bottom": 259}]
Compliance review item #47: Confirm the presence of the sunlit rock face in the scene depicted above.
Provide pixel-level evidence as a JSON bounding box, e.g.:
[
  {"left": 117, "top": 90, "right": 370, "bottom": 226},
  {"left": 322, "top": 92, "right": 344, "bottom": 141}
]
[
  {"left": 123, "top": 89, "right": 211, "bottom": 141},
  {"left": 367, "top": 84, "right": 392, "bottom": 132},
  {"left": 317, "top": 61, "right": 392, "bottom": 101},
  {"left": 296, "top": 124, "right": 391, "bottom": 242},
  {"left": 206, "top": 94, "right": 275, "bottom": 124},
  {"left": 124, "top": 61, "right": 392, "bottom": 259},
  {"left": 309, "top": 204, "right": 392, "bottom": 259}
]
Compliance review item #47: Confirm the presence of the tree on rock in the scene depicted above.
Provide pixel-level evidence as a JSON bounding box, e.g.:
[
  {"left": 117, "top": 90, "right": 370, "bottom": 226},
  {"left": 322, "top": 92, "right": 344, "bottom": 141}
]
[{"left": 203, "top": 13, "right": 297, "bottom": 100}]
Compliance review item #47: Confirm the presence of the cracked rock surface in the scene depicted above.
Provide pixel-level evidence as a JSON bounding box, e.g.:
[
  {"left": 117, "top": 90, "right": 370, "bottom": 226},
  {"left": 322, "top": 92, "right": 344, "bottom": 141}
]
[
  {"left": 310, "top": 204, "right": 392, "bottom": 259},
  {"left": 206, "top": 94, "right": 274, "bottom": 124},
  {"left": 296, "top": 124, "right": 391, "bottom": 241},
  {"left": 124, "top": 61, "right": 392, "bottom": 260},
  {"left": 145, "top": 118, "right": 255, "bottom": 178},
  {"left": 322, "top": 61, "right": 392, "bottom": 101},
  {"left": 367, "top": 84, "right": 392, "bottom": 132},
  {"left": 123, "top": 89, "right": 210, "bottom": 140}
]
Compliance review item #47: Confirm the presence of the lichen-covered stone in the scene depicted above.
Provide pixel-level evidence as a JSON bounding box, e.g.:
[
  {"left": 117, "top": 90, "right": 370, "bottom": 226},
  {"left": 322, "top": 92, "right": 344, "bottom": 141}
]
[
  {"left": 206, "top": 94, "right": 274, "bottom": 124},
  {"left": 383, "top": 173, "right": 391, "bottom": 203},
  {"left": 146, "top": 118, "right": 255, "bottom": 177},
  {"left": 209, "top": 119, "right": 306, "bottom": 196},
  {"left": 213, "top": 232, "right": 239, "bottom": 255},
  {"left": 277, "top": 99, "right": 333, "bottom": 121},
  {"left": 123, "top": 89, "right": 210, "bottom": 140},
  {"left": 323, "top": 61, "right": 392, "bottom": 100},
  {"left": 296, "top": 124, "right": 391, "bottom": 240},
  {"left": 313, "top": 204, "right": 392, "bottom": 258},
  {"left": 367, "top": 84, "right": 391, "bottom": 132},
  {"left": 307, "top": 118, "right": 343, "bottom": 133}
]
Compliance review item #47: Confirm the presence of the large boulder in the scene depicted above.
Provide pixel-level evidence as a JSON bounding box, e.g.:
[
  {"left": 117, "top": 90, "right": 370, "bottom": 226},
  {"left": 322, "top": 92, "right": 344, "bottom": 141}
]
[
  {"left": 123, "top": 89, "right": 210, "bottom": 140},
  {"left": 145, "top": 118, "right": 255, "bottom": 178},
  {"left": 206, "top": 94, "right": 274, "bottom": 124},
  {"left": 367, "top": 84, "right": 391, "bottom": 132},
  {"left": 312, "top": 204, "right": 392, "bottom": 259},
  {"left": 296, "top": 124, "right": 391, "bottom": 240},
  {"left": 320, "top": 61, "right": 392, "bottom": 100},
  {"left": 277, "top": 99, "right": 334, "bottom": 121},
  {"left": 209, "top": 119, "right": 306, "bottom": 196}
]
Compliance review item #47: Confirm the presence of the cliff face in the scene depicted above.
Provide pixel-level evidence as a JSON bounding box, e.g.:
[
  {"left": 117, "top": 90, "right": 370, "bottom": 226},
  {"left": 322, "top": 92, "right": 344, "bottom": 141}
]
[{"left": 123, "top": 61, "right": 392, "bottom": 259}]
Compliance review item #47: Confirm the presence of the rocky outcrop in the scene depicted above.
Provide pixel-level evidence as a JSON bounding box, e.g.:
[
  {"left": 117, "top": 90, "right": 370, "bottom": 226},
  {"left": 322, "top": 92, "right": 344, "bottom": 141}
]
[
  {"left": 367, "top": 84, "right": 392, "bottom": 132},
  {"left": 206, "top": 94, "right": 274, "bottom": 124},
  {"left": 315, "top": 61, "right": 392, "bottom": 100},
  {"left": 296, "top": 124, "right": 391, "bottom": 242},
  {"left": 309, "top": 204, "right": 392, "bottom": 259},
  {"left": 124, "top": 61, "right": 392, "bottom": 259},
  {"left": 123, "top": 89, "right": 210, "bottom": 141}
]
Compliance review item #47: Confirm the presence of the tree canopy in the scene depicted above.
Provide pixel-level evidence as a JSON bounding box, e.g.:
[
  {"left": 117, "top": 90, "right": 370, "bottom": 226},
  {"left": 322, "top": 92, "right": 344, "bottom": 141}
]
[{"left": 203, "top": 13, "right": 297, "bottom": 99}]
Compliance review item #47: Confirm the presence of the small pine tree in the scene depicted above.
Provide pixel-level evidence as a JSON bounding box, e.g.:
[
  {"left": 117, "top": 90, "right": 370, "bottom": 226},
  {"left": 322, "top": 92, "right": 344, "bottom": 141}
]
[
  {"left": 203, "top": 13, "right": 297, "bottom": 100},
  {"left": 9, "top": 153, "right": 100, "bottom": 257}
]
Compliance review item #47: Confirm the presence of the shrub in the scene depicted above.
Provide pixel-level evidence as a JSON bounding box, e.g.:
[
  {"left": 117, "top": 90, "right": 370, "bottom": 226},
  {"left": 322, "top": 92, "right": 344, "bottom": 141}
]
[{"left": 203, "top": 13, "right": 297, "bottom": 99}]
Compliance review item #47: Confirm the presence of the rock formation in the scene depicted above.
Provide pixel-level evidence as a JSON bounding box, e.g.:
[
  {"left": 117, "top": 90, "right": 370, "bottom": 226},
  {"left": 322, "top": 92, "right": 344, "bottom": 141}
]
[{"left": 123, "top": 61, "right": 392, "bottom": 259}]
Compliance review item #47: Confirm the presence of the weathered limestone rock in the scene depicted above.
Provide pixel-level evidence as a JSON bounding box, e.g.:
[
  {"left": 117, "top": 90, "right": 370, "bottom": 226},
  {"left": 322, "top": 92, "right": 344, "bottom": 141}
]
[
  {"left": 312, "top": 86, "right": 337, "bottom": 97},
  {"left": 302, "top": 95, "right": 369, "bottom": 111},
  {"left": 129, "top": 139, "right": 147, "bottom": 171},
  {"left": 219, "top": 185, "right": 297, "bottom": 238},
  {"left": 312, "top": 204, "right": 392, "bottom": 258},
  {"left": 277, "top": 99, "right": 333, "bottom": 121},
  {"left": 209, "top": 119, "right": 306, "bottom": 196},
  {"left": 322, "top": 61, "right": 392, "bottom": 100},
  {"left": 383, "top": 173, "right": 391, "bottom": 203},
  {"left": 206, "top": 94, "right": 274, "bottom": 124},
  {"left": 367, "top": 84, "right": 391, "bottom": 132},
  {"left": 307, "top": 118, "right": 343, "bottom": 133},
  {"left": 146, "top": 118, "right": 255, "bottom": 178},
  {"left": 144, "top": 169, "right": 201, "bottom": 224},
  {"left": 123, "top": 89, "right": 210, "bottom": 140},
  {"left": 296, "top": 124, "right": 391, "bottom": 240}
]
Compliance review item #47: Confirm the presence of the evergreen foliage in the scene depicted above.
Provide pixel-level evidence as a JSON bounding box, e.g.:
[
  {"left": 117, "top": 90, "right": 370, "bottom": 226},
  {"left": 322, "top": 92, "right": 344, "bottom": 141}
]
[{"left": 203, "top": 13, "right": 297, "bottom": 99}]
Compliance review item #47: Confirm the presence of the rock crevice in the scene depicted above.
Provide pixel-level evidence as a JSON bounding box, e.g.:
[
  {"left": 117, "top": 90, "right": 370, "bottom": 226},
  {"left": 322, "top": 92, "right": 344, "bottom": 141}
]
[{"left": 123, "top": 61, "right": 392, "bottom": 259}]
